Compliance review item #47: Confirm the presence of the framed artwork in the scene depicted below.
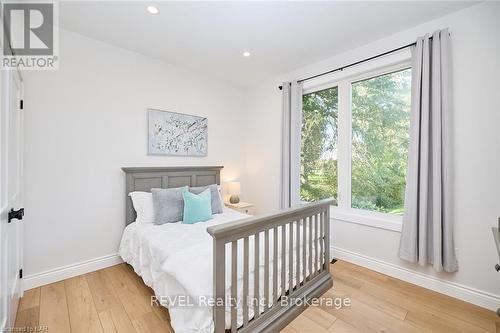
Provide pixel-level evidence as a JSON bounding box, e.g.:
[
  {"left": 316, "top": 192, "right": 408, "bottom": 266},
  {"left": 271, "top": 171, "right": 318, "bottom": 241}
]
[{"left": 148, "top": 109, "right": 207, "bottom": 156}]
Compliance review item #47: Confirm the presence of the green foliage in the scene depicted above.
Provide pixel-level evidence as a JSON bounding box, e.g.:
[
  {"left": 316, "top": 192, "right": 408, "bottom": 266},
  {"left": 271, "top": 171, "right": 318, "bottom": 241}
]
[
  {"left": 300, "top": 87, "right": 338, "bottom": 204},
  {"left": 351, "top": 69, "right": 411, "bottom": 213},
  {"left": 300, "top": 69, "right": 411, "bottom": 214}
]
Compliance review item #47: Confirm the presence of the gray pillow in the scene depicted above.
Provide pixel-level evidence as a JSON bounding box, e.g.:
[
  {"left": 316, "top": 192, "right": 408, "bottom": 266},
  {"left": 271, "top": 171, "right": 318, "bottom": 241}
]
[
  {"left": 189, "top": 184, "right": 223, "bottom": 214},
  {"left": 151, "top": 186, "right": 188, "bottom": 224}
]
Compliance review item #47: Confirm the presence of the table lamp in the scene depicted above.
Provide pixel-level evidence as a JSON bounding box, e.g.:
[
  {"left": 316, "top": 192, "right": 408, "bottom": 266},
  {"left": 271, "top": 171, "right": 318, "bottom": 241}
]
[{"left": 227, "top": 181, "right": 241, "bottom": 204}]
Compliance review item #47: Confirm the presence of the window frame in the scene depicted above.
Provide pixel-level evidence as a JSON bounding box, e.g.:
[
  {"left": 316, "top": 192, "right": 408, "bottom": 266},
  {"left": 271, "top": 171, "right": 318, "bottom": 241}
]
[
  {"left": 301, "top": 55, "right": 412, "bottom": 232},
  {"left": 300, "top": 85, "right": 340, "bottom": 206}
]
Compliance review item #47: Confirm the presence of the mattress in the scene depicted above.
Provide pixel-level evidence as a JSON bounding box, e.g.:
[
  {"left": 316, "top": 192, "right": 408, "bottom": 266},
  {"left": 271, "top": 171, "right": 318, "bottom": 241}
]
[{"left": 119, "top": 208, "right": 320, "bottom": 333}]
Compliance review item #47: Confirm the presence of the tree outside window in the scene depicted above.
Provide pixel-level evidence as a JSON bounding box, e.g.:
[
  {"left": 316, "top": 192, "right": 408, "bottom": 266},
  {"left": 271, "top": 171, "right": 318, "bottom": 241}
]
[
  {"left": 300, "top": 68, "right": 411, "bottom": 215},
  {"left": 301, "top": 86, "right": 338, "bottom": 204}
]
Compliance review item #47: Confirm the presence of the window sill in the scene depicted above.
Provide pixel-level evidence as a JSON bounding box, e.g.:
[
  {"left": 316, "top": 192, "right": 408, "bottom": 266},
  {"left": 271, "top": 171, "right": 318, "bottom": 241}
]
[{"left": 329, "top": 207, "right": 403, "bottom": 232}]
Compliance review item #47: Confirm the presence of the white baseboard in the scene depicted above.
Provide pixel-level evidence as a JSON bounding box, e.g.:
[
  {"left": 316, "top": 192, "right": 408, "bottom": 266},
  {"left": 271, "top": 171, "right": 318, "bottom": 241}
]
[
  {"left": 331, "top": 246, "right": 500, "bottom": 311},
  {"left": 23, "top": 253, "right": 122, "bottom": 290}
]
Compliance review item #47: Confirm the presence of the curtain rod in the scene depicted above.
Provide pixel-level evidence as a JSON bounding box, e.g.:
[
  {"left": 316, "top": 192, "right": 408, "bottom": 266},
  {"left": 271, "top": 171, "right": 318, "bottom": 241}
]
[{"left": 278, "top": 40, "right": 420, "bottom": 90}]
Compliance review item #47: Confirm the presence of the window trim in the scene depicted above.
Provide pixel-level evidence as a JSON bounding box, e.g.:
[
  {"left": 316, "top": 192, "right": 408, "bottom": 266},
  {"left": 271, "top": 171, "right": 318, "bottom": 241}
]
[
  {"left": 330, "top": 206, "right": 403, "bottom": 232},
  {"left": 300, "top": 56, "right": 411, "bottom": 232}
]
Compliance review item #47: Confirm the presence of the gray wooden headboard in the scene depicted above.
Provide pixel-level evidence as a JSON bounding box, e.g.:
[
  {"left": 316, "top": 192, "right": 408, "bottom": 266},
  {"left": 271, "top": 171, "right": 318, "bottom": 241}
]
[{"left": 121, "top": 166, "right": 223, "bottom": 225}]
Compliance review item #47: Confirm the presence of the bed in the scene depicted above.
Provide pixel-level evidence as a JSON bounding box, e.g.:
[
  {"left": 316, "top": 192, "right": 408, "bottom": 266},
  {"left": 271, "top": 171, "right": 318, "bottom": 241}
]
[{"left": 120, "top": 166, "right": 332, "bottom": 333}]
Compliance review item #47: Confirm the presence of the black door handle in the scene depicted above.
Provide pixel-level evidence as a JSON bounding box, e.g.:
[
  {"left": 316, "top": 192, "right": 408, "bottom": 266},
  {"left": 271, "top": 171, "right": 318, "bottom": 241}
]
[
  {"left": 495, "top": 264, "right": 500, "bottom": 272},
  {"left": 8, "top": 208, "right": 24, "bottom": 223}
]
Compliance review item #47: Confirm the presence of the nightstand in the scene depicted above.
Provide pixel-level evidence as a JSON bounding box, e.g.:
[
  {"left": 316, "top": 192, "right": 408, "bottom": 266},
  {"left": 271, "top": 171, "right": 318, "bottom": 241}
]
[{"left": 224, "top": 201, "right": 254, "bottom": 215}]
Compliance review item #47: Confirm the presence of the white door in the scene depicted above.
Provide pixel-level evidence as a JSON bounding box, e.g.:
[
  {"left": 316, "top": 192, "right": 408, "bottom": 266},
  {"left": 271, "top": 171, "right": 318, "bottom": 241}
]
[{"left": 0, "top": 65, "right": 24, "bottom": 330}]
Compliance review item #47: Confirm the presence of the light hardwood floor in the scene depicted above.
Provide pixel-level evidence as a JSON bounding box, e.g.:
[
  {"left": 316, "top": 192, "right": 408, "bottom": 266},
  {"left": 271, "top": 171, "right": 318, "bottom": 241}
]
[{"left": 14, "top": 260, "right": 500, "bottom": 333}]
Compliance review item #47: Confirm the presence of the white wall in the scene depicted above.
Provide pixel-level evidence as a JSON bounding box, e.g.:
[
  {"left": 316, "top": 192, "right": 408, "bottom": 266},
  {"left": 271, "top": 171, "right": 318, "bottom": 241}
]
[
  {"left": 243, "top": 2, "right": 500, "bottom": 308},
  {"left": 22, "top": 29, "right": 246, "bottom": 280}
]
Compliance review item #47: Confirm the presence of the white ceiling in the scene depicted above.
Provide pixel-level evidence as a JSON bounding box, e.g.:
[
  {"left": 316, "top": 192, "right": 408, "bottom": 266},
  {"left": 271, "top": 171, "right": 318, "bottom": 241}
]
[{"left": 60, "top": 1, "right": 476, "bottom": 87}]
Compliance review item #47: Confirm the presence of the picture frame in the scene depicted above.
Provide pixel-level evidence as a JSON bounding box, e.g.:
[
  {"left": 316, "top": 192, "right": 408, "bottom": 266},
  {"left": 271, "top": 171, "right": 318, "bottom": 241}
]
[{"left": 148, "top": 108, "right": 207, "bottom": 156}]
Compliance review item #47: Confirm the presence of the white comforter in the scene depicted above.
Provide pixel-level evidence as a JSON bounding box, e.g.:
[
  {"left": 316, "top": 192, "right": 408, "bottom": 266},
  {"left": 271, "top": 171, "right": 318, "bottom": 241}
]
[{"left": 119, "top": 208, "right": 320, "bottom": 333}]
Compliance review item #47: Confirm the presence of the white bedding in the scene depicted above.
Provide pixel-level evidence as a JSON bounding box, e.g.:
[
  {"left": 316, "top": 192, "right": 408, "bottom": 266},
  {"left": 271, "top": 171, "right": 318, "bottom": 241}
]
[{"left": 119, "top": 208, "right": 321, "bottom": 333}]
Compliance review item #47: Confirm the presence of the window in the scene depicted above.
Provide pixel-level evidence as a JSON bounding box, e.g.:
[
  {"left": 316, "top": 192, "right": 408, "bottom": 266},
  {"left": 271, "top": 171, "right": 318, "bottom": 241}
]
[
  {"left": 300, "top": 87, "right": 338, "bottom": 204},
  {"left": 299, "top": 64, "right": 411, "bottom": 218},
  {"left": 351, "top": 69, "right": 411, "bottom": 214}
]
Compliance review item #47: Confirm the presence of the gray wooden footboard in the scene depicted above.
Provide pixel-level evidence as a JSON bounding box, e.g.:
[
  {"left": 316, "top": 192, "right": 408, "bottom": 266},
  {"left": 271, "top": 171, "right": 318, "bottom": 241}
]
[{"left": 207, "top": 199, "right": 333, "bottom": 333}]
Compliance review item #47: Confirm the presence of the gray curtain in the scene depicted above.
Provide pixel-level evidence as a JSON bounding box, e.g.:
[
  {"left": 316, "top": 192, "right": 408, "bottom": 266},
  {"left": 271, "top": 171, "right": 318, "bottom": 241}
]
[
  {"left": 399, "top": 28, "right": 458, "bottom": 273},
  {"left": 280, "top": 81, "right": 303, "bottom": 209},
  {"left": 280, "top": 82, "right": 292, "bottom": 209}
]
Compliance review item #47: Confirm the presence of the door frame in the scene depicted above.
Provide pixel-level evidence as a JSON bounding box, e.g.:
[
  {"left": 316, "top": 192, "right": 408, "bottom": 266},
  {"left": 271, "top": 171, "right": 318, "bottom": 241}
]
[{"left": 0, "top": 33, "right": 24, "bottom": 329}]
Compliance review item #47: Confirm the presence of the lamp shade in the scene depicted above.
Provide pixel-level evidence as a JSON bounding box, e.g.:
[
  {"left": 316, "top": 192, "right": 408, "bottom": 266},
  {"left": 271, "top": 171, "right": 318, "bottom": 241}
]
[{"left": 227, "top": 181, "right": 241, "bottom": 195}]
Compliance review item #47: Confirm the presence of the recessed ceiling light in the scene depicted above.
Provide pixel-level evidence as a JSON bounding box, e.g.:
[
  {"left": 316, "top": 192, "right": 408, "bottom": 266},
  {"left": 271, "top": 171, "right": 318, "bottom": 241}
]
[
  {"left": 147, "top": 6, "right": 159, "bottom": 14},
  {"left": 243, "top": 51, "right": 251, "bottom": 57}
]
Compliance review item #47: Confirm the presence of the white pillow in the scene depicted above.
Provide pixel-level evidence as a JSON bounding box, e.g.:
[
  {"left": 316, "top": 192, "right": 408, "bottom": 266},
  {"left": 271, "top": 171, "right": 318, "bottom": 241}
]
[
  {"left": 129, "top": 191, "right": 155, "bottom": 224},
  {"left": 217, "top": 185, "right": 225, "bottom": 205}
]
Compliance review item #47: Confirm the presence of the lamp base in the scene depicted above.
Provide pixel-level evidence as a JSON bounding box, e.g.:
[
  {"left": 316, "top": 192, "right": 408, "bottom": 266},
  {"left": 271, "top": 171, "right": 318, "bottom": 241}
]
[{"left": 229, "top": 195, "right": 240, "bottom": 204}]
